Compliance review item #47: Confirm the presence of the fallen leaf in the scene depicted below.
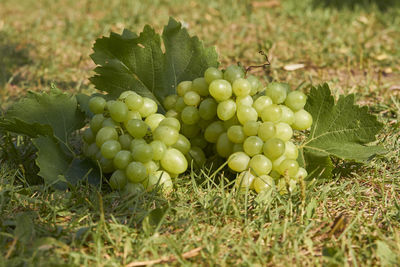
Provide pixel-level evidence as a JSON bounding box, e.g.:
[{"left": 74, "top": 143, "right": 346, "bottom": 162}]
[{"left": 283, "top": 63, "right": 305, "bottom": 71}]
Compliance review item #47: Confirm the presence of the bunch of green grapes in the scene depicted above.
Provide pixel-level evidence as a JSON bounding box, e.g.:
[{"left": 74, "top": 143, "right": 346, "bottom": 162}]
[
  {"left": 82, "top": 91, "right": 192, "bottom": 195},
  {"left": 162, "top": 65, "right": 312, "bottom": 194}
]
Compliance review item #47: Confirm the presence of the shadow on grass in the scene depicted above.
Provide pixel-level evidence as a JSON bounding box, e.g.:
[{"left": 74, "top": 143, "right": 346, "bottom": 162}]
[
  {"left": 312, "top": 0, "right": 400, "bottom": 11},
  {"left": 0, "top": 33, "right": 31, "bottom": 88}
]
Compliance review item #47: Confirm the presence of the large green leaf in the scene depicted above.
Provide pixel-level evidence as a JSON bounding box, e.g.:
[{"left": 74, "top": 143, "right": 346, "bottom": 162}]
[
  {"left": 33, "top": 136, "right": 100, "bottom": 189},
  {"left": 2, "top": 87, "right": 98, "bottom": 188},
  {"left": 300, "top": 84, "right": 385, "bottom": 178},
  {"left": 90, "top": 17, "right": 219, "bottom": 109},
  {"left": 4, "top": 87, "right": 85, "bottom": 144}
]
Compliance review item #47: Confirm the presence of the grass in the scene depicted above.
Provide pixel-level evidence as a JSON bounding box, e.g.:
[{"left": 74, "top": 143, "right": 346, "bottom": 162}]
[{"left": 1, "top": 0, "right": 400, "bottom": 266}]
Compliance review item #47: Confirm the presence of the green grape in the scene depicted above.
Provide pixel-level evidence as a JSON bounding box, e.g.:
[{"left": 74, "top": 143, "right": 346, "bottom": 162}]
[
  {"left": 204, "top": 121, "right": 225, "bottom": 143},
  {"left": 243, "top": 136, "right": 264, "bottom": 156},
  {"left": 216, "top": 133, "right": 233, "bottom": 158},
  {"left": 283, "top": 141, "right": 298, "bottom": 160},
  {"left": 263, "top": 138, "right": 285, "bottom": 159},
  {"left": 249, "top": 154, "right": 272, "bottom": 176},
  {"left": 159, "top": 117, "right": 181, "bottom": 131},
  {"left": 190, "top": 136, "right": 208, "bottom": 149},
  {"left": 227, "top": 125, "right": 246, "bottom": 143},
  {"left": 99, "top": 156, "right": 114, "bottom": 173},
  {"left": 274, "top": 122, "right": 293, "bottom": 142},
  {"left": 126, "top": 119, "right": 148, "bottom": 138},
  {"left": 253, "top": 175, "right": 274, "bottom": 193},
  {"left": 130, "top": 138, "right": 147, "bottom": 152},
  {"left": 126, "top": 161, "right": 148, "bottom": 183},
  {"left": 125, "top": 93, "right": 143, "bottom": 111},
  {"left": 261, "top": 104, "right": 282, "bottom": 122},
  {"left": 223, "top": 65, "right": 244, "bottom": 84},
  {"left": 209, "top": 79, "right": 232, "bottom": 102},
  {"left": 228, "top": 152, "right": 250, "bottom": 172},
  {"left": 269, "top": 170, "right": 281, "bottom": 180},
  {"left": 84, "top": 143, "right": 99, "bottom": 158},
  {"left": 144, "top": 160, "right": 159, "bottom": 174},
  {"left": 237, "top": 105, "right": 258, "bottom": 125},
  {"left": 132, "top": 143, "right": 153, "bottom": 163},
  {"left": 150, "top": 140, "right": 167, "bottom": 161},
  {"left": 144, "top": 113, "right": 165, "bottom": 131},
  {"left": 118, "top": 134, "right": 132, "bottom": 150},
  {"left": 177, "top": 81, "right": 193, "bottom": 96},
  {"left": 243, "top": 121, "right": 260, "bottom": 136},
  {"left": 101, "top": 140, "right": 121, "bottom": 159},
  {"left": 161, "top": 148, "right": 188, "bottom": 175},
  {"left": 292, "top": 109, "right": 312, "bottom": 130},
  {"left": 109, "top": 101, "right": 128, "bottom": 122},
  {"left": 89, "top": 96, "right": 106, "bottom": 114},
  {"left": 235, "top": 170, "right": 255, "bottom": 192},
  {"left": 272, "top": 155, "right": 286, "bottom": 172},
  {"left": 123, "top": 182, "right": 145, "bottom": 196},
  {"left": 145, "top": 171, "right": 173, "bottom": 193},
  {"left": 285, "top": 91, "right": 307, "bottom": 111},
  {"left": 95, "top": 126, "right": 118, "bottom": 147},
  {"left": 217, "top": 100, "right": 236, "bottom": 121},
  {"left": 119, "top": 91, "right": 136, "bottom": 100},
  {"left": 232, "top": 143, "right": 244, "bottom": 152},
  {"left": 204, "top": 67, "right": 223, "bottom": 84},
  {"left": 181, "top": 106, "right": 200, "bottom": 125},
  {"left": 90, "top": 114, "right": 105, "bottom": 133},
  {"left": 232, "top": 78, "right": 251, "bottom": 97},
  {"left": 106, "top": 100, "right": 116, "bottom": 111},
  {"left": 294, "top": 167, "right": 308, "bottom": 181},
  {"left": 279, "top": 105, "right": 295, "bottom": 125},
  {"left": 123, "top": 111, "right": 142, "bottom": 128},
  {"left": 109, "top": 170, "right": 127, "bottom": 190},
  {"left": 253, "top": 96, "right": 273, "bottom": 115},
  {"left": 278, "top": 159, "right": 299, "bottom": 177},
  {"left": 196, "top": 118, "right": 210, "bottom": 130},
  {"left": 153, "top": 125, "right": 179, "bottom": 146},
  {"left": 181, "top": 123, "right": 201, "bottom": 139},
  {"left": 192, "top": 77, "right": 209, "bottom": 96},
  {"left": 199, "top": 98, "right": 217, "bottom": 120},
  {"left": 163, "top": 94, "right": 178, "bottom": 111},
  {"left": 236, "top": 95, "right": 254, "bottom": 107},
  {"left": 113, "top": 150, "right": 132, "bottom": 169},
  {"left": 165, "top": 109, "right": 179, "bottom": 119},
  {"left": 247, "top": 75, "right": 262, "bottom": 95},
  {"left": 258, "top": 122, "right": 275, "bottom": 141},
  {"left": 139, "top": 98, "right": 158, "bottom": 118},
  {"left": 175, "top": 97, "right": 187, "bottom": 112},
  {"left": 102, "top": 117, "right": 119, "bottom": 128},
  {"left": 172, "top": 134, "right": 191, "bottom": 155},
  {"left": 186, "top": 146, "right": 206, "bottom": 169},
  {"left": 265, "top": 82, "right": 288, "bottom": 104},
  {"left": 82, "top": 128, "right": 95, "bottom": 143},
  {"left": 223, "top": 115, "right": 239, "bottom": 130},
  {"left": 184, "top": 91, "right": 201, "bottom": 106}
]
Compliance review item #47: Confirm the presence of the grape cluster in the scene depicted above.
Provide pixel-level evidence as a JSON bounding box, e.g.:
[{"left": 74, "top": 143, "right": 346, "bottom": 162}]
[
  {"left": 162, "top": 65, "right": 313, "bottom": 194},
  {"left": 82, "top": 92, "right": 191, "bottom": 194}
]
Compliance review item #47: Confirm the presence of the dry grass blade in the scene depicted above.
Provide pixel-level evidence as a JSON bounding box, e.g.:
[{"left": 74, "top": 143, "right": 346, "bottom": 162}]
[{"left": 126, "top": 247, "right": 203, "bottom": 267}]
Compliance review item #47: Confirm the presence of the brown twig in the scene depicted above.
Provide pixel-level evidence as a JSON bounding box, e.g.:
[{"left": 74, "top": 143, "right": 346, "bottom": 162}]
[
  {"left": 243, "top": 51, "right": 271, "bottom": 74},
  {"left": 126, "top": 247, "right": 203, "bottom": 267}
]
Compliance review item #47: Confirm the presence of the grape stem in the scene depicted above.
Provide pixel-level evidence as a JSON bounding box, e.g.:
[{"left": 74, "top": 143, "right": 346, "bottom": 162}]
[{"left": 240, "top": 50, "right": 271, "bottom": 75}]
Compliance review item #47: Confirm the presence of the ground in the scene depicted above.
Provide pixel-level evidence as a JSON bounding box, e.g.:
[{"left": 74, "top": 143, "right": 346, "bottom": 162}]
[{"left": 0, "top": 0, "right": 399, "bottom": 266}]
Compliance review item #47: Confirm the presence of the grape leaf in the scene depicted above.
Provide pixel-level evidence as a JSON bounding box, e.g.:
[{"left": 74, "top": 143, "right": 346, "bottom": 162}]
[
  {"left": 300, "top": 83, "right": 385, "bottom": 178},
  {"left": 1, "top": 87, "right": 99, "bottom": 188},
  {"left": 90, "top": 17, "right": 219, "bottom": 109},
  {"left": 4, "top": 86, "right": 85, "bottom": 144},
  {"left": 33, "top": 136, "right": 100, "bottom": 189}
]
